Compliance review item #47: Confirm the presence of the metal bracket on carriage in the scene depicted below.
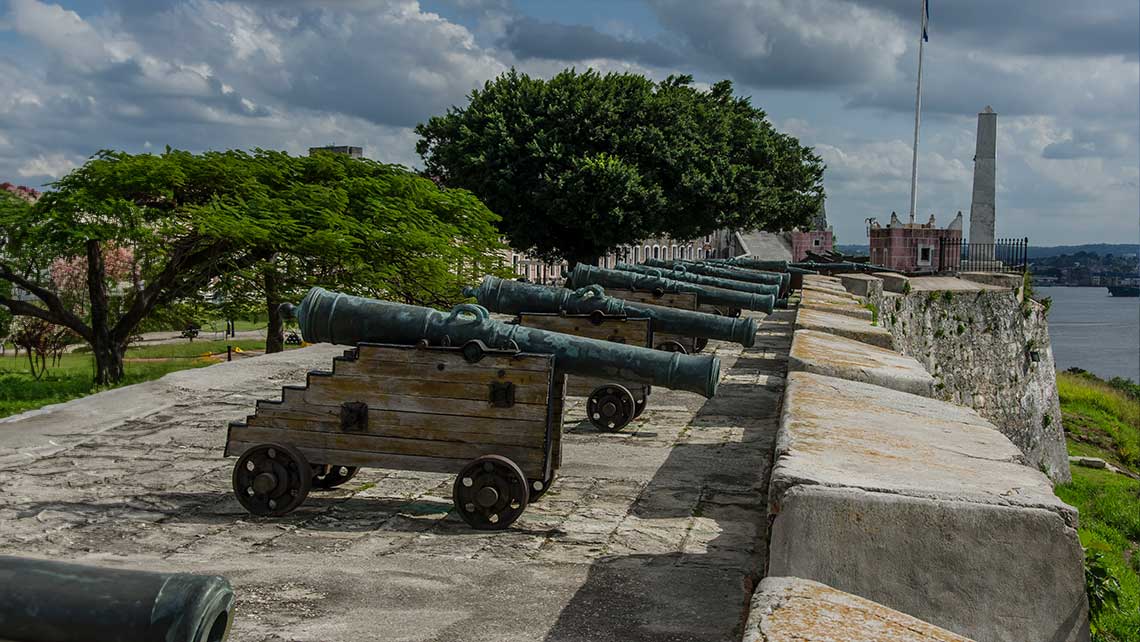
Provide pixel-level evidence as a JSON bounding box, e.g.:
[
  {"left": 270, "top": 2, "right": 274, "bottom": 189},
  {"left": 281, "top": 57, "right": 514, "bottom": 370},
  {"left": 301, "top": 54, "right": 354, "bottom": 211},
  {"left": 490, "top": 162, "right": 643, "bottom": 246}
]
[
  {"left": 489, "top": 380, "right": 516, "bottom": 408},
  {"left": 586, "top": 309, "right": 629, "bottom": 325},
  {"left": 339, "top": 400, "right": 368, "bottom": 432}
]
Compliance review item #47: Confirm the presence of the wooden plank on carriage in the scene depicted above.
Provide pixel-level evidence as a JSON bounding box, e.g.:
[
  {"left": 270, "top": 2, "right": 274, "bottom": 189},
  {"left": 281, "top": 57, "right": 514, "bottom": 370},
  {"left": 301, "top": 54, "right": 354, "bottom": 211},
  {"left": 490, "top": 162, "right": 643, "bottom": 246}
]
[
  {"left": 227, "top": 343, "right": 559, "bottom": 482},
  {"left": 516, "top": 313, "right": 653, "bottom": 396}
]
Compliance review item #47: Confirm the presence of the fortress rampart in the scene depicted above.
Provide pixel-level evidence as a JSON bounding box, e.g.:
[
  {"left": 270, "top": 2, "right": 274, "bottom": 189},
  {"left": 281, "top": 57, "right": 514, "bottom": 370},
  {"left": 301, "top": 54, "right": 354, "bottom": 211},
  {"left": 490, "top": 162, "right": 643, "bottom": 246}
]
[{"left": 747, "top": 273, "right": 1087, "bottom": 642}]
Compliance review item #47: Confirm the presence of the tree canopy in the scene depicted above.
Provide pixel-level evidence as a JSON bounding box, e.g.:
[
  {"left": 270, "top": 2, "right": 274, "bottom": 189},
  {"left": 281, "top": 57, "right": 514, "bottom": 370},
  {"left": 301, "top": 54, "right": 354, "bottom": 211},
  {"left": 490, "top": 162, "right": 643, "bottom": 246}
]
[
  {"left": 0, "top": 149, "right": 505, "bottom": 384},
  {"left": 416, "top": 69, "right": 825, "bottom": 265}
]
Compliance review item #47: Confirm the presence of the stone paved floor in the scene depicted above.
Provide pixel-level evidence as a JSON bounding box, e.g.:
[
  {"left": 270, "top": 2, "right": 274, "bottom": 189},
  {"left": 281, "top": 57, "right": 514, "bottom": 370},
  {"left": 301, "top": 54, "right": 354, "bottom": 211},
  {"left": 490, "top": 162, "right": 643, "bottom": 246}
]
[{"left": 0, "top": 310, "right": 794, "bottom": 642}]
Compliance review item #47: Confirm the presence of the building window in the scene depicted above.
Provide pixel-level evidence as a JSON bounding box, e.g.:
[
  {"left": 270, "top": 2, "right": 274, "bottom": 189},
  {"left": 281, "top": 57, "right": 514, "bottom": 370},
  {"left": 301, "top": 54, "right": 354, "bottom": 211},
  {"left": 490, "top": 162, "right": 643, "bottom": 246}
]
[
  {"left": 697, "top": 248, "right": 704, "bottom": 259},
  {"left": 653, "top": 246, "right": 660, "bottom": 259},
  {"left": 813, "top": 238, "right": 821, "bottom": 247},
  {"left": 644, "top": 246, "right": 651, "bottom": 261},
  {"left": 917, "top": 245, "right": 933, "bottom": 266},
  {"left": 670, "top": 245, "right": 677, "bottom": 259}
]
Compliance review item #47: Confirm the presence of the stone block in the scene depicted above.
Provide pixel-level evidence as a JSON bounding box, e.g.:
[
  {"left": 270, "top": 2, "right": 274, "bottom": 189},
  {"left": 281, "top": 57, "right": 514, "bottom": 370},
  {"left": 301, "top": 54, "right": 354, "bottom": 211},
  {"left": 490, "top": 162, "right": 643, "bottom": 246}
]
[
  {"left": 800, "top": 288, "right": 871, "bottom": 321},
  {"left": 788, "top": 330, "right": 934, "bottom": 396},
  {"left": 743, "top": 576, "right": 974, "bottom": 642},
  {"left": 958, "top": 272, "right": 1022, "bottom": 289},
  {"left": 839, "top": 273, "right": 883, "bottom": 298},
  {"left": 873, "top": 272, "right": 910, "bottom": 294},
  {"left": 794, "top": 307, "right": 893, "bottom": 349},
  {"left": 769, "top": 371, "right": 1088, "bottom": 642}
]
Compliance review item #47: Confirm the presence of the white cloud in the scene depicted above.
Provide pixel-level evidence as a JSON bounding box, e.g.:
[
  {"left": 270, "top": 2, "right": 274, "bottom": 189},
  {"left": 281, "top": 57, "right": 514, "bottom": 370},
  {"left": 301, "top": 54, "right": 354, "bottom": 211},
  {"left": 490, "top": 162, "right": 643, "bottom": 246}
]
[{"left": 18, "top": 153, "right": 79, "bottom": 178}]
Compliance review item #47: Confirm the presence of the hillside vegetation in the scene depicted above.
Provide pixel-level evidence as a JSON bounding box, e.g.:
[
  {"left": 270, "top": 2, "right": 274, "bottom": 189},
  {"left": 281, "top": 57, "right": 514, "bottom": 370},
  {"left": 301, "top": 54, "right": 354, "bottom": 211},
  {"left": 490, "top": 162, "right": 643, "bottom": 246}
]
[{"left": 1054, "top": 371, "right": 1140, "bottom": 641}]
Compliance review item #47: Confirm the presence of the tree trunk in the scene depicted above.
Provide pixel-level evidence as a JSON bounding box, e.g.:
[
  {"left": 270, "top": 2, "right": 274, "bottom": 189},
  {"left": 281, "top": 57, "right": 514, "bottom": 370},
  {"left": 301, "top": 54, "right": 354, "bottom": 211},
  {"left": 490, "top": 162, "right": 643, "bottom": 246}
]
[
  {"left": 92, "top": 337, "right": 125, "bottom": 386},
  {"left": 264, "top": 263, "right": 284, "bottom": 354},
  {"left": 87, "top": 240, "right": 125, "bottom": 385}
]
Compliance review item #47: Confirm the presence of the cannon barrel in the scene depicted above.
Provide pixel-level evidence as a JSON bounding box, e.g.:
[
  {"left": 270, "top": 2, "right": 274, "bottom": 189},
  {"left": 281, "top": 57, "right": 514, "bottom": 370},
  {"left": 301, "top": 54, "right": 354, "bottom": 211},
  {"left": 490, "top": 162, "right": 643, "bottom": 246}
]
[
  {"left": 566, "top": 264, "right": 777, "bottom": 313},
  {"left": 715, "top": 257, "right": 789, "bottom": 272},
  {"left": 613, "top": 262, "right": 781, "bottom": 297},
  {"left": 293, "top": 287, "right": 720, "bottom": 397},
  {"left": 642, "top": 258, "right": 789, "bottom": 292},
  {"left": 706, "top": 258, "right": 818, "bottom": 276},
  {"left": 790, "top": 261, "right": 889, "bottom": 273},
  {"left": 463, "top": 276, "right": 757, "bottom": 347},
  {"left": 0, "top": 555, "right": 234, "bottom": 642}
]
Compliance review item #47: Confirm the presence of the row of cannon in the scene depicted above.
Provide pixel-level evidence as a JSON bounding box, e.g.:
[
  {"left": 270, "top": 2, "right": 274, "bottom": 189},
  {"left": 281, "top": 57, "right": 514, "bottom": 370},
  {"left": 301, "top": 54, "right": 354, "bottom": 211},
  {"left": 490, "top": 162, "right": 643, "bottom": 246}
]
[{"left": 0, "top": 256, "right": 805, "bottom": 642}]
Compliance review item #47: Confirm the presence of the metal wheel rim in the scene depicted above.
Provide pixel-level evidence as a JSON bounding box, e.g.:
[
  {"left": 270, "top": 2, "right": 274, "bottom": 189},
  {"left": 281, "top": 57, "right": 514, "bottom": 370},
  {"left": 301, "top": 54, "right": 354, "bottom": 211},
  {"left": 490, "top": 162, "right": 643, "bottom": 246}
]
[
  {"left": 586, "top": 384, "right": 635, "bottom": 432},
  {"left": 452, "top": 455, "right": 529, "bottom": 530},
  {"left": 232, "top": 442, "right": 312, "bottom": 516},
  {"left": 311, "top": 464, "right": 359, "bottom": 490}
]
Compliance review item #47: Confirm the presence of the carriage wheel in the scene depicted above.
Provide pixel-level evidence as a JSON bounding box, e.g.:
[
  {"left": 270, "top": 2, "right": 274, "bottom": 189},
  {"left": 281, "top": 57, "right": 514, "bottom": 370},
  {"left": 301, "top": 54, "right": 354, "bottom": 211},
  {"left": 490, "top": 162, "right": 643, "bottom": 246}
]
[
  {"left": 632, "top": 395, "right": 648, "bottom": 419},
  {"left": 311, "top": 464, "right": 359, "bottom": 490},
  {"left": 694, "top": 337, "right": 709, "bottom": 353},
  {"left": 655, "top": 340, "right": 688, "bottom": 355},
  {"left": 528, "top": 474, "right": 556, "bottom": 502},
  {"left": 587, "top": 384, "right": 636, "bottom": 432},
  {"left": 453, "top": 455, "right": 529, "bottom": 530},
  {"left": 232, "top": 443, "right": 312, "bottom": 516}
]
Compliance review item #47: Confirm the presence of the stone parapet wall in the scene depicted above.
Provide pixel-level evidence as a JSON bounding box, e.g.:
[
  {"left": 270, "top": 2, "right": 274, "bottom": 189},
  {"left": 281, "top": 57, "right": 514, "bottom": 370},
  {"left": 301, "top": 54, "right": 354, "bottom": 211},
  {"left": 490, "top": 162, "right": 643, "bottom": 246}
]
[
  {"left": 869, "top": 278, "right": 1069, "bottom": 482},
  {"left": 759, "top": 274, "right": 1088, "bottom": 642}
]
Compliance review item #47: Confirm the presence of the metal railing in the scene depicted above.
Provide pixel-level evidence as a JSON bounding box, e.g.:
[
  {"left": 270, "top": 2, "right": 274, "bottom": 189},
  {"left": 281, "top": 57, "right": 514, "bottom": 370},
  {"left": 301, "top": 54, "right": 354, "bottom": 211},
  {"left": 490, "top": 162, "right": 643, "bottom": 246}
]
[{"left": 939, "top": 237, "right": 1028, "bottom": 274}]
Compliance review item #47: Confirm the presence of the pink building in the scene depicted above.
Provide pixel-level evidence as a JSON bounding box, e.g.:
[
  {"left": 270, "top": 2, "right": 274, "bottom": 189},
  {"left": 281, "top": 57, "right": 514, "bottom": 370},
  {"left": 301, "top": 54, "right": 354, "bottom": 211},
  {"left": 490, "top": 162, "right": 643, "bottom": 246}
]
[
  {"left": 868, "top": 212, "right": 963, "bottom": 274},
  {"left": 790, "top": 230, "right": 833, "bottom": 262}
]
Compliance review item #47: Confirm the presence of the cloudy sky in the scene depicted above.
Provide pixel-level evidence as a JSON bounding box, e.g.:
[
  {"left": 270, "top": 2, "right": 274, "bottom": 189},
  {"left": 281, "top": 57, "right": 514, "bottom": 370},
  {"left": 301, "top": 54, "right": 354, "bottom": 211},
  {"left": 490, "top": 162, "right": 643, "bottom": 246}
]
[{"left": 1, "top": 0, "right": 1137, "bottom": 246}]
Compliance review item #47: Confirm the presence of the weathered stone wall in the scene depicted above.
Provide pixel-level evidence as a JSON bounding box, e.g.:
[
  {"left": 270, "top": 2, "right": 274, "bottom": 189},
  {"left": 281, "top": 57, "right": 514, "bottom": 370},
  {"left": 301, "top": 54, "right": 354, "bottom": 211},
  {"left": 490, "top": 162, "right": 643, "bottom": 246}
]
[{"left": 872, "top": 285, "right": 1070, "bottom": 482}]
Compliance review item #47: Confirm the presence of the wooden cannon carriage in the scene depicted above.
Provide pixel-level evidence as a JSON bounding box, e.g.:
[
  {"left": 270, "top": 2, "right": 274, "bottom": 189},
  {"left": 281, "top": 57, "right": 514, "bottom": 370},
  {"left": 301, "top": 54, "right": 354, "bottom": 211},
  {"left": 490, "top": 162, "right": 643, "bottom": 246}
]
[
  {"left": 225, "top": 287, "right": 721, "bottom": 531},
  {"left": 598, "top": 289, "right": 709, "bottom": 354},
  {"left": 226, "top": 340, "right": 565, "bottom": 530},
  {"left": 516, "top": 312, "right": 652, "bottom": 432}
]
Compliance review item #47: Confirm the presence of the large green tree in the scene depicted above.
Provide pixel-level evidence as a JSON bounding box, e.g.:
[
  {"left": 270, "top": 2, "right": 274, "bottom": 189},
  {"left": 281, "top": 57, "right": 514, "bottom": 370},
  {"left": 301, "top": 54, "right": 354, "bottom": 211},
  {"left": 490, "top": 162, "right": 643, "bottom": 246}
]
[
  {"left": 0, "top": 149, "right": 505, "bottom": 383},
  {"left": 416, "top": 69, "right": 825, "bottom": 266}
]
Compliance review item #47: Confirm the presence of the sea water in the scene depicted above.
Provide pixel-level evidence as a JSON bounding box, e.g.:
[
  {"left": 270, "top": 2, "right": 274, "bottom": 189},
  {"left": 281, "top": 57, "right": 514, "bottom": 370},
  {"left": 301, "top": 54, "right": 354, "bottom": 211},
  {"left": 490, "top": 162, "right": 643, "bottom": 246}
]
[{"left": 1038, "top": 286, "right": 1140, "bottom": 381}]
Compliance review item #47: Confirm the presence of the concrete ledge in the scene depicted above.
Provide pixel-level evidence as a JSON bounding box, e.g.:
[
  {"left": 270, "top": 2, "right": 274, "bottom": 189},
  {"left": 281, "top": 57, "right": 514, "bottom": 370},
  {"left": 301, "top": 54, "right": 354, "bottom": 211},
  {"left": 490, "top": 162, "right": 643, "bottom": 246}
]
[
  {"left": 743, "top": 577, "right": 973, "bottom": 642},
  {"left": 768, "top": 371, "right": 1088, "bottom": 642},
  {"left": 873, "top": 272, "right": 910, "bottom": 294},
  {"left": 794, "top": 307, "right": 893, "bottom": 349},
  {"left": 800, "top": 289, "right": 873, "bottom": 321},
  {"left": 789, "top": 330, "right": 934, "bottom": 397},
  {"left": 801, "top": 275, "right": 850, "bottom": 296},
  {"left": 839, "top": 273, "right": 883, "bottom": 298},
  {"left": 959, "top": 272, "right": 1023, "bottom": 290},
  {"left": 906, "top": 276, "right": 1007, "bottom": 292}
]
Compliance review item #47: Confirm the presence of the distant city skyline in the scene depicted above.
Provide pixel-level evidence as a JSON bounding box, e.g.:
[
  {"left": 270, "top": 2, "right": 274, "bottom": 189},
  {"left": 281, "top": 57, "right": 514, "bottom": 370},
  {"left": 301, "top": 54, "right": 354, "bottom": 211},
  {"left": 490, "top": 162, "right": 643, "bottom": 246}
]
[{"left": 0, "top": 0, "right": 1136, "bottom": 246}]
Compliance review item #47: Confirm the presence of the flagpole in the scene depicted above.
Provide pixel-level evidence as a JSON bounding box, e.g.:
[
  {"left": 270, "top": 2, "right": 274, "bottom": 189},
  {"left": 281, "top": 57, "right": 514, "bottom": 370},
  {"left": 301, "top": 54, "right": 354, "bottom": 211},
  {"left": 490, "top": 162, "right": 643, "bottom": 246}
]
[{"left": 907, "top": 0, "right": 926, "bottom": 224}]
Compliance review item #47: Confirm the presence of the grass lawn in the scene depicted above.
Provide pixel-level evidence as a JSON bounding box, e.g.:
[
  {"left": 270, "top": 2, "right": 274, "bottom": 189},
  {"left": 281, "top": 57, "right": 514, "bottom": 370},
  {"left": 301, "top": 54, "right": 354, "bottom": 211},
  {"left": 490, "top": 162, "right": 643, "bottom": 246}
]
[
  {"left": 1054, "top": 371, "right": 1140, "bottom": 641},
  {"left": 0, "top": 339, "right": 297, "bottom": 419}
]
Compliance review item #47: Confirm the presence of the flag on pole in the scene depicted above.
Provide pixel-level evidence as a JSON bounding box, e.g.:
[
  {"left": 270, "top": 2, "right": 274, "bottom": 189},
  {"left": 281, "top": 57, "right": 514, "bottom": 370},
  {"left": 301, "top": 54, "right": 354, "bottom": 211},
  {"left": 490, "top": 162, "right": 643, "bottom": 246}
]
[{"left": 922, "top": 0, "right": 930, "bottom": 41}]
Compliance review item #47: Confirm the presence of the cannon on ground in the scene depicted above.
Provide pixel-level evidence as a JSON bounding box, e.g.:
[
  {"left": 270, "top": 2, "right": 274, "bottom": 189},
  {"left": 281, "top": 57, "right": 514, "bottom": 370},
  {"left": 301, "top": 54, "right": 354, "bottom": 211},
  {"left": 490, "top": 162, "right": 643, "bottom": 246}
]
[
  {"left": 565, "top": 264, "right": 780, "bottom": 314},
  {"left": 517, "top": 311, "right": 652, "bottom": 431},
  {"left": 707, "top": 257, "right": 789, "bottom": 272},
  {"left": 641, "top": 258, "right": 790, "bottom": 293},
  {"left": 0, "top": 556, "right": 234, "bottom": 642},
  {"left": 614, "top": 262, "right": 781, "bottom": 297},
  {"left": 583, "top": 288, "right": 706, "bottom": 354},
  {"left": 225, "top": 287, "right": 721, "bottom": 530},
  {"left": 464, "top": 276, "right": 757, "bottom": 348}
]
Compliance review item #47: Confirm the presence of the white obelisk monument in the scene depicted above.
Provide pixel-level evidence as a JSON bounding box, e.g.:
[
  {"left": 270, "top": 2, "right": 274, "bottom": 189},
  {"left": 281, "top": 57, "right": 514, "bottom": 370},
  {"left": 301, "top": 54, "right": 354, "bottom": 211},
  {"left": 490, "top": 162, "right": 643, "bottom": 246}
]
[{"left": 969, "top": 106, "right": 997, "bottom": 254}]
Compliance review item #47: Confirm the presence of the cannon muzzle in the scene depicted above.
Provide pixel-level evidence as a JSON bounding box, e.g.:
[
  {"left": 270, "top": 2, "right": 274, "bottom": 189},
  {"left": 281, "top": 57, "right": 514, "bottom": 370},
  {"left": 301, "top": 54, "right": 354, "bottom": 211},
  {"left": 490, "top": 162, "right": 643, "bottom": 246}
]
[
  {"left": 295, "top": 287, "right": 720, "bottom": 397},
  {"left": 464, "top": 276, "right": 757, "bottom": 347},
  {"left": 614, "top": 262, "right": 780, "bottom": 297},
  {"left": 0, "top": 555, "right": 234, "bottom": 642},
  {"left": 566, "top": 264, "right": 776, "bottom": 314}
]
